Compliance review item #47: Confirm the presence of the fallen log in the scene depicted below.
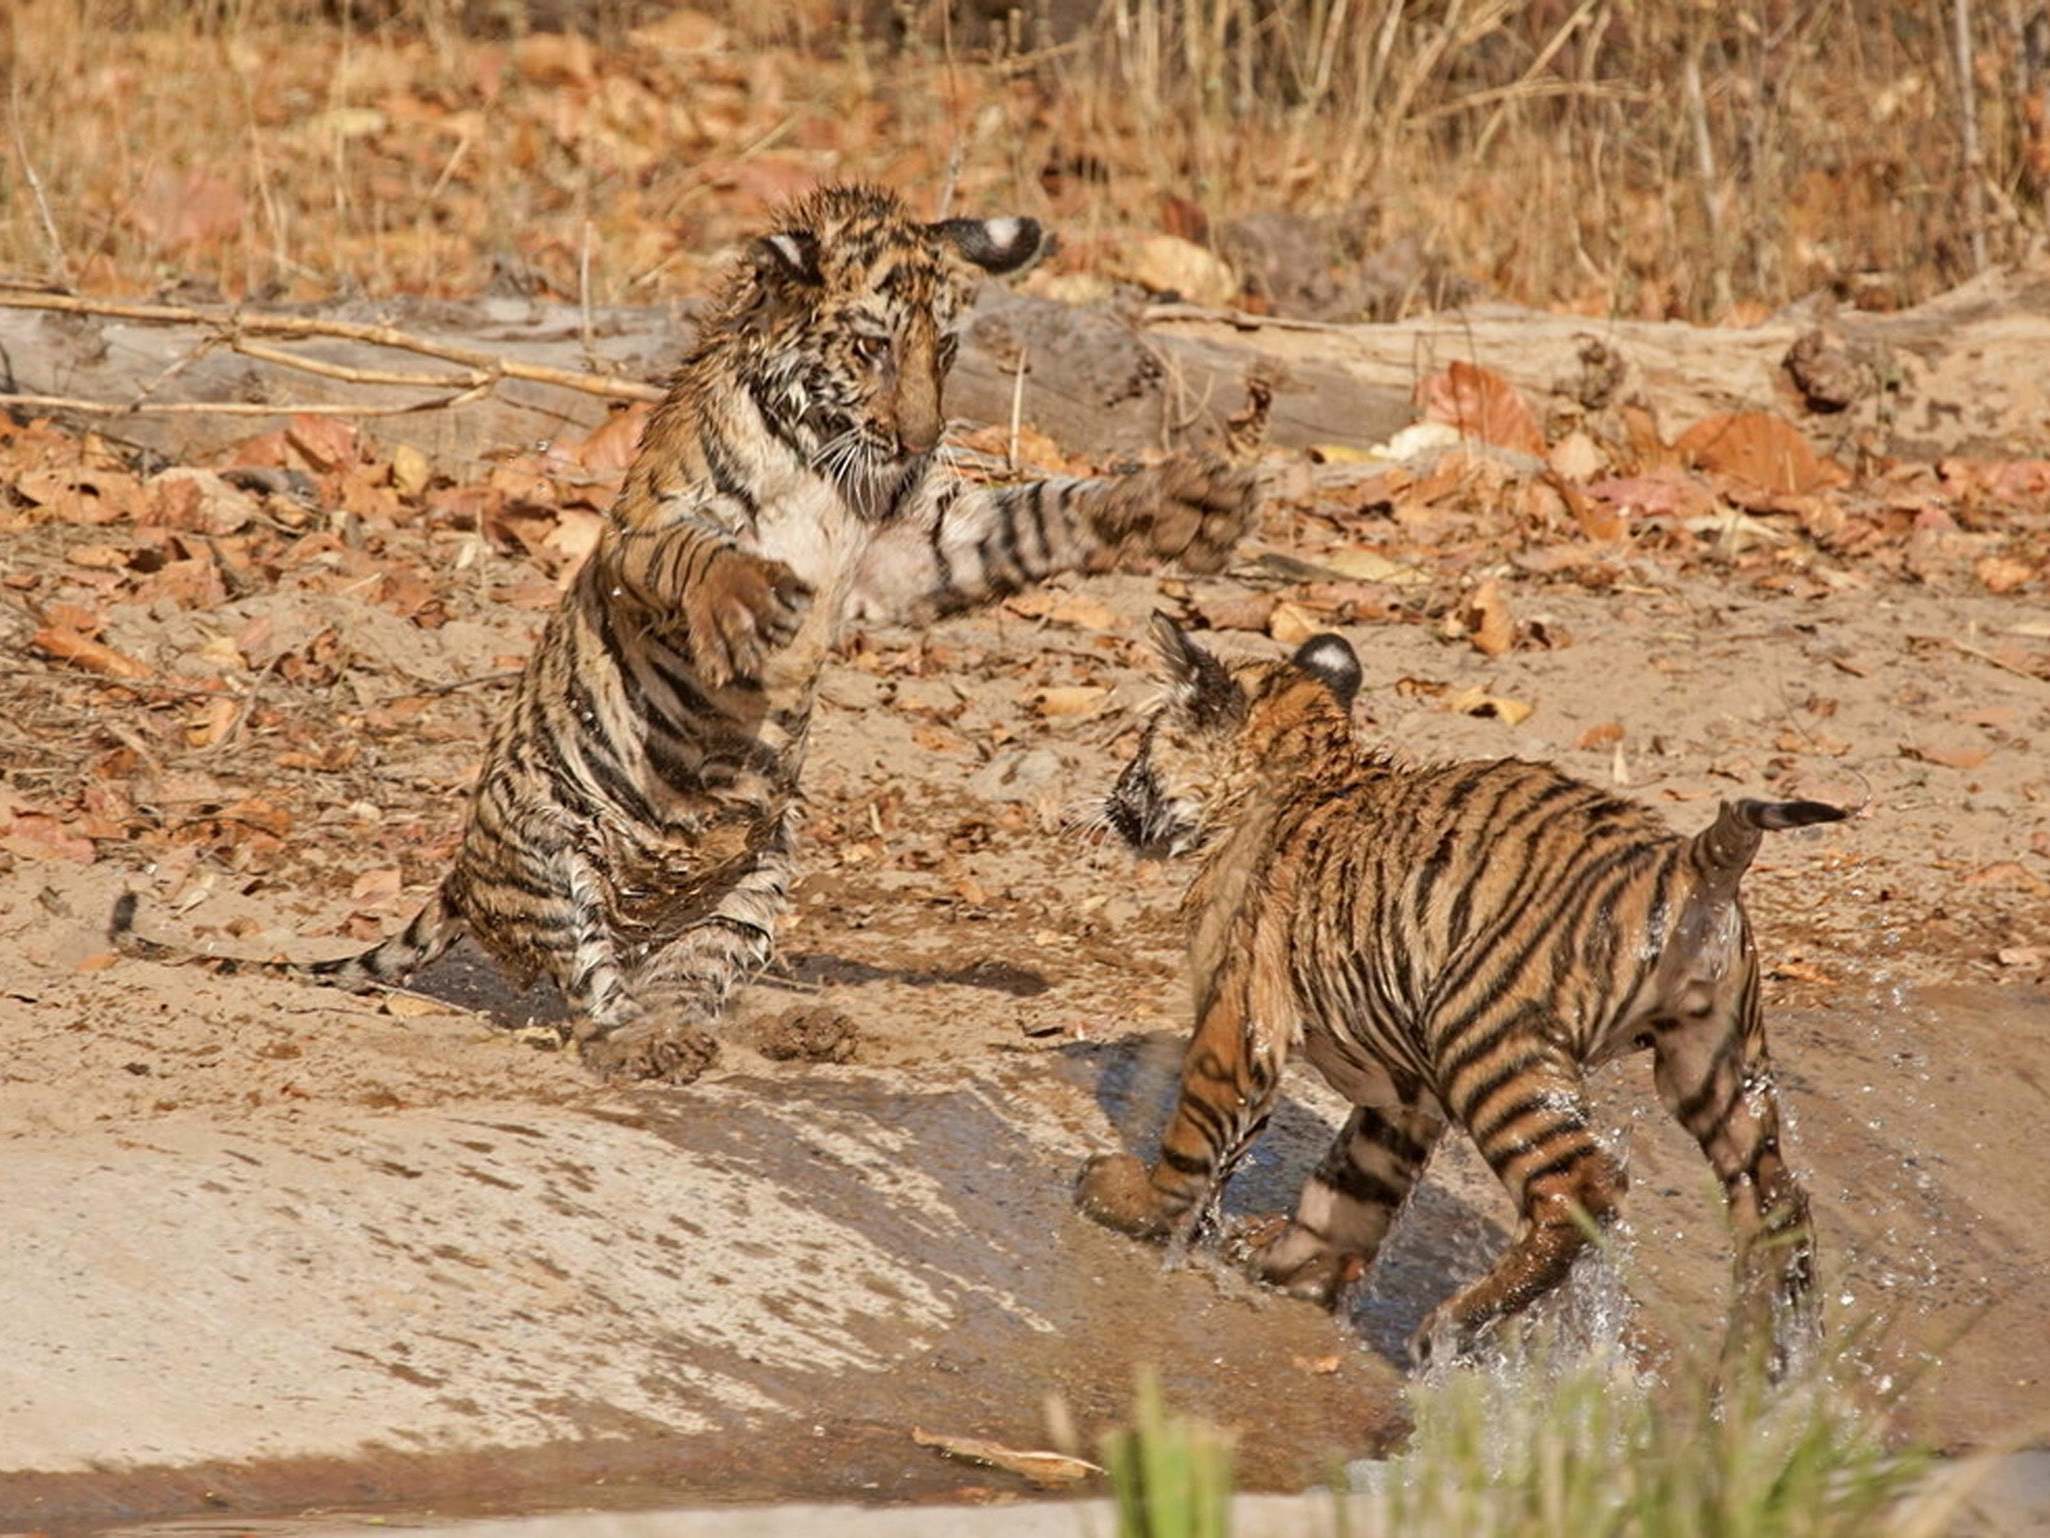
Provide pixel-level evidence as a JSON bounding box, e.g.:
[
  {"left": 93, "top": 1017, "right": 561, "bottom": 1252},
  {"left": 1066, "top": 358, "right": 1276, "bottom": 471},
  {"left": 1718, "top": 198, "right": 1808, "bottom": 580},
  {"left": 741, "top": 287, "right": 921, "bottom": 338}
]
[{"left": 1, "top": 268, "right": 2044, "bottom": 473}]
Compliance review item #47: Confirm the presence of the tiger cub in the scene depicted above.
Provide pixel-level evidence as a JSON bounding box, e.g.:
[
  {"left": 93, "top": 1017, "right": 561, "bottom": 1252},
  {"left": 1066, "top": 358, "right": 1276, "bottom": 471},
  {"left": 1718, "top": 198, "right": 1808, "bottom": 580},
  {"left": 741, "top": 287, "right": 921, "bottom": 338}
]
[
  {"left": 1076, "top": 616, "right": 1839, "bottom": 1366},
  {"left": 112, "top": 184, "right": 1261, "bottom": 1083}
]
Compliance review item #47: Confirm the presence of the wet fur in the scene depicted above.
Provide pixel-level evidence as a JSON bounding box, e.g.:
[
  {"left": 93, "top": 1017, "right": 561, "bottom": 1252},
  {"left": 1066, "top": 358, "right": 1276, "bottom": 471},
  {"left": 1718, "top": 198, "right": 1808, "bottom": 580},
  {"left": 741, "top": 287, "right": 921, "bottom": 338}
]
[
  {"left": 1077, "top": 617, "right": 1838, "bottom": 1366},
  {"left": 111, "top": 186, "right": 1261, "bottom": 1084}
]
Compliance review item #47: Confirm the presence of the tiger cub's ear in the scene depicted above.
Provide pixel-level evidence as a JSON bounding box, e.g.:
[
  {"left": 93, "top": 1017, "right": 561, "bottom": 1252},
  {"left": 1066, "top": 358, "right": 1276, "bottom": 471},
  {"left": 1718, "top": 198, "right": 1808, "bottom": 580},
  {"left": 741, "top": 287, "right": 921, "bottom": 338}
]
[
  {"left": 1291, "top": 632, "right": 1362, "bottom": 710},
  {"left": 1148, "top": 612, "right": 1241, "bottom": 722},
  {"left": 753, "top": 229, "right": 823, "bottom": 289},
  {"left": 930, "top": 216, "right": 1049, "bottom": 277}
]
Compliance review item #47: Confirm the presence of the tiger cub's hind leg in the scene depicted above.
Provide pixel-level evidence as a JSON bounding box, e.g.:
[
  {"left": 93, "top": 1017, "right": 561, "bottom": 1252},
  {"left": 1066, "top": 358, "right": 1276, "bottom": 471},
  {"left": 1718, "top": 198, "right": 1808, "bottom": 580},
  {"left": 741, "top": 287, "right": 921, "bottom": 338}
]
[
  {"left": 578, "top": 813, "right": 800, "bottom": 1085},
  {"left": 1235, "top": 1094, "right": 1447, "bottom": 1309},
  {"left": 1649, "top": 957, "right": 1816, "bottom": 1372},
  {"left": 1411, "top": 1043, "right": 1626, "bottom": 1366}
]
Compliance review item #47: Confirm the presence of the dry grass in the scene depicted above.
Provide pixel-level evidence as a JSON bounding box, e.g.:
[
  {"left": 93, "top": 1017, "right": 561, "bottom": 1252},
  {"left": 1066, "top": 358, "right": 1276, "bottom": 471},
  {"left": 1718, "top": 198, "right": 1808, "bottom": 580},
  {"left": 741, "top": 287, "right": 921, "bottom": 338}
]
[{"left": 3, "top": 0, "right": 2047, "bottom": 320}]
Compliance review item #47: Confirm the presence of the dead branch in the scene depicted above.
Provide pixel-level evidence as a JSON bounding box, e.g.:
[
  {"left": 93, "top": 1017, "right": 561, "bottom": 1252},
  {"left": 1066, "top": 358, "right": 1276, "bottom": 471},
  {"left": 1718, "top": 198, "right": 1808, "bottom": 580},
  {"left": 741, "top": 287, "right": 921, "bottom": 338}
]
[{"left": 0, "top": 291, "right": 663, "bottom": 404}]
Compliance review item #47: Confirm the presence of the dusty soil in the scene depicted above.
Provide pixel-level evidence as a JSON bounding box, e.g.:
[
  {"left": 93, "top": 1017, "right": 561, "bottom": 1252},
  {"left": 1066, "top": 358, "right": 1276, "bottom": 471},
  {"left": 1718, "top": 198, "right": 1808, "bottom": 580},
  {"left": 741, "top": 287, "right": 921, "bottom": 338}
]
[{"left": 4, "top": 336, "right": 2050, "bottom": 1532}]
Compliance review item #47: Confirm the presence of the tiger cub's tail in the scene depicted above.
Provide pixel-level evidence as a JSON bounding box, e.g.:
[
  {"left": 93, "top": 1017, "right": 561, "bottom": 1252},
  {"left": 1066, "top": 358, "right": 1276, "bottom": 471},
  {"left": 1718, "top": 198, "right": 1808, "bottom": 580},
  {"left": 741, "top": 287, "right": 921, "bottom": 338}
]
[
  {"left": 1691, "top": 798, "right": 1849, "bottom": 895},
  {"left": 109, "top": 886, "right": 465, "bottom": 993}
]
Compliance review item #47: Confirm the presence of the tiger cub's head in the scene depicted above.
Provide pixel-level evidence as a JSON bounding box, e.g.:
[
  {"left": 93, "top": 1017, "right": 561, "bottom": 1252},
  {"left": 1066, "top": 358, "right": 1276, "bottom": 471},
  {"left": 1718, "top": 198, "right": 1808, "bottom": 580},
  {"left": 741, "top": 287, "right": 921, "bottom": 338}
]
[
  {"left": 1106, "top": 614, "right": 1363, "bottom": 858},
  {"left": 718, "top": 182, "right": 1045, "bottom": 498}
]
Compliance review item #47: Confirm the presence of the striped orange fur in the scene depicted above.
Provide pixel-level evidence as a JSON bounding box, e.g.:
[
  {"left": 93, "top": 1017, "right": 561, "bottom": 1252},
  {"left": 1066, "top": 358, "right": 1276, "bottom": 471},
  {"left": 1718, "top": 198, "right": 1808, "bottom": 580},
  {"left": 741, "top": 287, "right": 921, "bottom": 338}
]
[
  {"left": 1077, "top": 617, "right": 1837, "bottom": 1367},
  {"left": 110, "top": 186, "right": 1261, "bottom": 1083}
]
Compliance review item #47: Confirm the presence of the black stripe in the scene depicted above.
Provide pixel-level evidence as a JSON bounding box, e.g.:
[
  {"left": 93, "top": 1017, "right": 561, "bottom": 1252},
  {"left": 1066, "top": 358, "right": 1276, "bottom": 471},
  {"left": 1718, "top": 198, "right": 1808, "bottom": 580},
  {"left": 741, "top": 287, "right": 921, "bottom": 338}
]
[
  {"left": 700, "top": 428, "right": 760, "bottom": 518},
  {"left": 1325, "top": 1160, "right": 1409, "bottom": 1210}
]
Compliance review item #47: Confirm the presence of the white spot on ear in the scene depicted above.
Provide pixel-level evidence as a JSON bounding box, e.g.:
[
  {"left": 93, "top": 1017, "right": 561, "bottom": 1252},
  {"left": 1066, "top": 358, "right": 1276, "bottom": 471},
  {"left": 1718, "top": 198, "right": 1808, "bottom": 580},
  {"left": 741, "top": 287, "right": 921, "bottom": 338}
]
[{"left": 984, "top": 217, "right": 1021, "bottom": 249}]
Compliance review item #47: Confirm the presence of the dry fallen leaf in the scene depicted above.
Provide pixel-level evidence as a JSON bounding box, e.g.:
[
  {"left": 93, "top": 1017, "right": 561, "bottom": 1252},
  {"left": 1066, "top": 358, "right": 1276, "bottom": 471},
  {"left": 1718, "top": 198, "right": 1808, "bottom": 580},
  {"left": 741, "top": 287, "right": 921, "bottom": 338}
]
[
  {"left": 1962, "top": 862, "right": 2050, "bottom": 894},
  {"left": 1418, "top": 361, "right": 1545, "bottom": 456},
  {"left": 1193, "top": 592, "right": 1278, "bottom": 632},
  {"left": 384, "top": 992, "right": 448, "bottom": 1019},
  {"left": 1906, "top": 743, "right": 1990, "bottom": 771},
  {"left": 1032, "top": 685, "right": 1111, "bottom": 718},
  {"left": 1320, "top": 548, "right": 1428, "bottom": 587},
  {"left": 32, "top": 626, "right": 153, "bottom": 680},
  {"left": 1996, "top": 945, "right": 2045, "bottom": 968},
  {"left": 1675, "top": 411, "right": 1841, "bottom": 494},
  {"left": 391, "top": 443, "right": 433, "bottom": 498},
  {"left": 1268, "top": 601, "right": 1319, "bottom": 646},
  {"left": 1547, "top": 430, "right": 1606, "bottom": 483},
  {"left": 1463, "top": 580, "right": 1515, "bottom": 657},
  {"left": 1578, "top": 721, "right": 1625, "bottom": 749},
  {"left": 1975, "top": 555, "right": 2037, "bottom": 595},
  {"left": 1446, "top": 685, "right": 1534, "bottom": 726},
  {"left": 1046, "top": 594, "right": 1121, "bottom": 631},
  {"left": 911, "top": 1428, "right": 1100, "bottom": 1488}
]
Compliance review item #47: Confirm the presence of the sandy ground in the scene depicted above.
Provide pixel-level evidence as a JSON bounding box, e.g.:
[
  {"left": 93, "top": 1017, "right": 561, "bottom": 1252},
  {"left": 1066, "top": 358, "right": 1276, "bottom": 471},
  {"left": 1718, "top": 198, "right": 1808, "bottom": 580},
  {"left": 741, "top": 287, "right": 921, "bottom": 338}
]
[{"left": 5, "top": 397, "right": 2050, "bottom": 1531}]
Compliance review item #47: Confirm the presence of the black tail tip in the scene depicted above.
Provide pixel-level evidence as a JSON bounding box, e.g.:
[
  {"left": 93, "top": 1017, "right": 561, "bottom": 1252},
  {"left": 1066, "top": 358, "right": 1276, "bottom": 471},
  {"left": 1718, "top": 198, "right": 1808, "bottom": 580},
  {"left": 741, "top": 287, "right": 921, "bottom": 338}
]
[
  {"left": 109, "top": 891, "right": 140, "bottom": 942},
  {"left": 1738, "top": 798, "right": 1851, "bottom": 831}
]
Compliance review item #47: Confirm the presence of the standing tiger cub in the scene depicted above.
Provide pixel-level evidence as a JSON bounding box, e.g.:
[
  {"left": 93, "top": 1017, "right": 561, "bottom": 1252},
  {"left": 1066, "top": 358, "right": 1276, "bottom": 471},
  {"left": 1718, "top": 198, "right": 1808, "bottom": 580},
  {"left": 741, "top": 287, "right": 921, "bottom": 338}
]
[
  {"left": 111, "top": 185, "right": 1260, "bottom": 1083},
  {"left": 1076, "top": 617, "right": 1838, "bottom": 1367}
]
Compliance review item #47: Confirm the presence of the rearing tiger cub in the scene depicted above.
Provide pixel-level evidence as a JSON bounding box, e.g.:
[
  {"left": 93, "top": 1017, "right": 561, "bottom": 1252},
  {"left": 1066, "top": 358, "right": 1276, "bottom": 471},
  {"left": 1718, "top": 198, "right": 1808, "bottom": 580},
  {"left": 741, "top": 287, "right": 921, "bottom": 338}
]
[
  {"left": 1076, "top": 617, "right": 1837, "bottom": 1366},
  {"left": 112, "top": 185, "right": 1260, "bottom": 1082}
]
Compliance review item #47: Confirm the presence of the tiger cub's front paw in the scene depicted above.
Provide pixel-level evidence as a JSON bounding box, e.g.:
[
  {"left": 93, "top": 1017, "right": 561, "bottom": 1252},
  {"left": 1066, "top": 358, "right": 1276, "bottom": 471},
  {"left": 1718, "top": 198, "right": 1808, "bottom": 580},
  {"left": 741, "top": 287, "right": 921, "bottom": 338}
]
[
  {"left": 1075, "top": 1152, "right": 1177, "bottom": 1241},
  {"left": 1228, "top": 1214, "right": 1366, "bottom": 1308},
  {"left": 683, "top": 550, "right": 813, "bottom": 688},
  {"left": 1103, "top": 454, "right": 1260, "bottom": 576}
]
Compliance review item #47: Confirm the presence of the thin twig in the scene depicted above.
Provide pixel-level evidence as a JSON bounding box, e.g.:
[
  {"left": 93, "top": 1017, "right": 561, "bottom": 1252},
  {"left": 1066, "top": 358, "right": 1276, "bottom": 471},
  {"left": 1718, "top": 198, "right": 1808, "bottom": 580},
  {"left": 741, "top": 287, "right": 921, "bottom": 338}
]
[
  {"left": 8, "top": 77, "right": 73, "bottom": 287},
  {"left": 1007, "top": 345, "right": 1028, "bottom": 472},
  {"left": 206, "top": 655, "right": 283, "bottom": 757},
  {"left": 228, "top": 337, "right": 486, "bottom": 390},
  {"left": 0, "top": 385, "right": 491, "bottom": 419}
]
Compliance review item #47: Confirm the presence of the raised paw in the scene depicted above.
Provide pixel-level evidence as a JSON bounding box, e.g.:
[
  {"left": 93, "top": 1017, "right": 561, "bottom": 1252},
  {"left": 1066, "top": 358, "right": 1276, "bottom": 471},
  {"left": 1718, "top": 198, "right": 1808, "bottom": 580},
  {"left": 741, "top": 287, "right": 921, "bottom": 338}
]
[
  {"left": 580, "top": 1018, "right": 721, "bottom": 1086},
  {"left": 683, "top": 549, "right": 813, "bottom": 688},
  {"left": 1226, "top": 1214, "right": 1367, "bottom": 1308},
  {"left": 1075, "top": 1151, "right": 1177, "bottom": 1241},
  {"left": 1117, "top": 453, "right": 1261, "bottom": 575}
]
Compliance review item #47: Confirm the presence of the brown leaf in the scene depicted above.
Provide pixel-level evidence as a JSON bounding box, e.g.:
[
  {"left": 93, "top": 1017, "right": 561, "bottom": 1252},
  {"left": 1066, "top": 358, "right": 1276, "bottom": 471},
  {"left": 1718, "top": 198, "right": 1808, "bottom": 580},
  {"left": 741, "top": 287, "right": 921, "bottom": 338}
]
[
  {"left": 1905, "top": 743, "right": 1990, "bottom": 771},
  {"left": 1267, "top": 601, "right": 1318, "bottom": 646},
  {"left": 1046, "top": 594, "right": 1121, "bottom": 631},
  {"left": 571, "top": 404, "right": 653, "bottom": 475},
  {"left": 32, "top": 626, "right": 152, "bottom": 680},
  {"left": 1578, "top": 721, "right": 1625, "bottom": 749},
  {"left": 1446, "top": 686, "right": 1533, "bottom": 725},
  {"left": 286, "top": 414, "right": 360, "bottom": 472},
  {"left": 1975, "top": 555, "right": 2037, "bottom": 594},
  {"left": 1032, "top": 685, "right": 1111, "bottom": 718},
  {"left": 1674, "top": 411, "right": 1840, "bottom": 494},
  {"left": 1418, "top": 361, "right": 1544, "bottom": 456},
  {"left": 391, "top": 443, "right": 433, "bottom": 498},
  {"left": 1547, "top": 431, "right": 1606, "bottom": 483},
  {"left": 1463, "top": 580, "right": 1515, "bottom": 657},
  {"left": 0, "top": 803, "right": 98, "bottom": 863},
  {"left": 1193, "top": 592, "right": 1278, "bottom": 632},
  {"left": 1962, "top": 862, "right": 2050, "bottom": 894},
  {"left": 350, "top": 867, "right": 405, "bottom": 906},
  {"left": 184, "top": 696, "right": 239, "bottom": 749},
  {"left": 65, "top": 543, "right": 129, "bottom": 570},
  {"left": 384, "top": 992, "right": 448, "bottom": 1019},
  {"left": 1997, "top": 945, "right": 2046, "bottom": 968}
]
